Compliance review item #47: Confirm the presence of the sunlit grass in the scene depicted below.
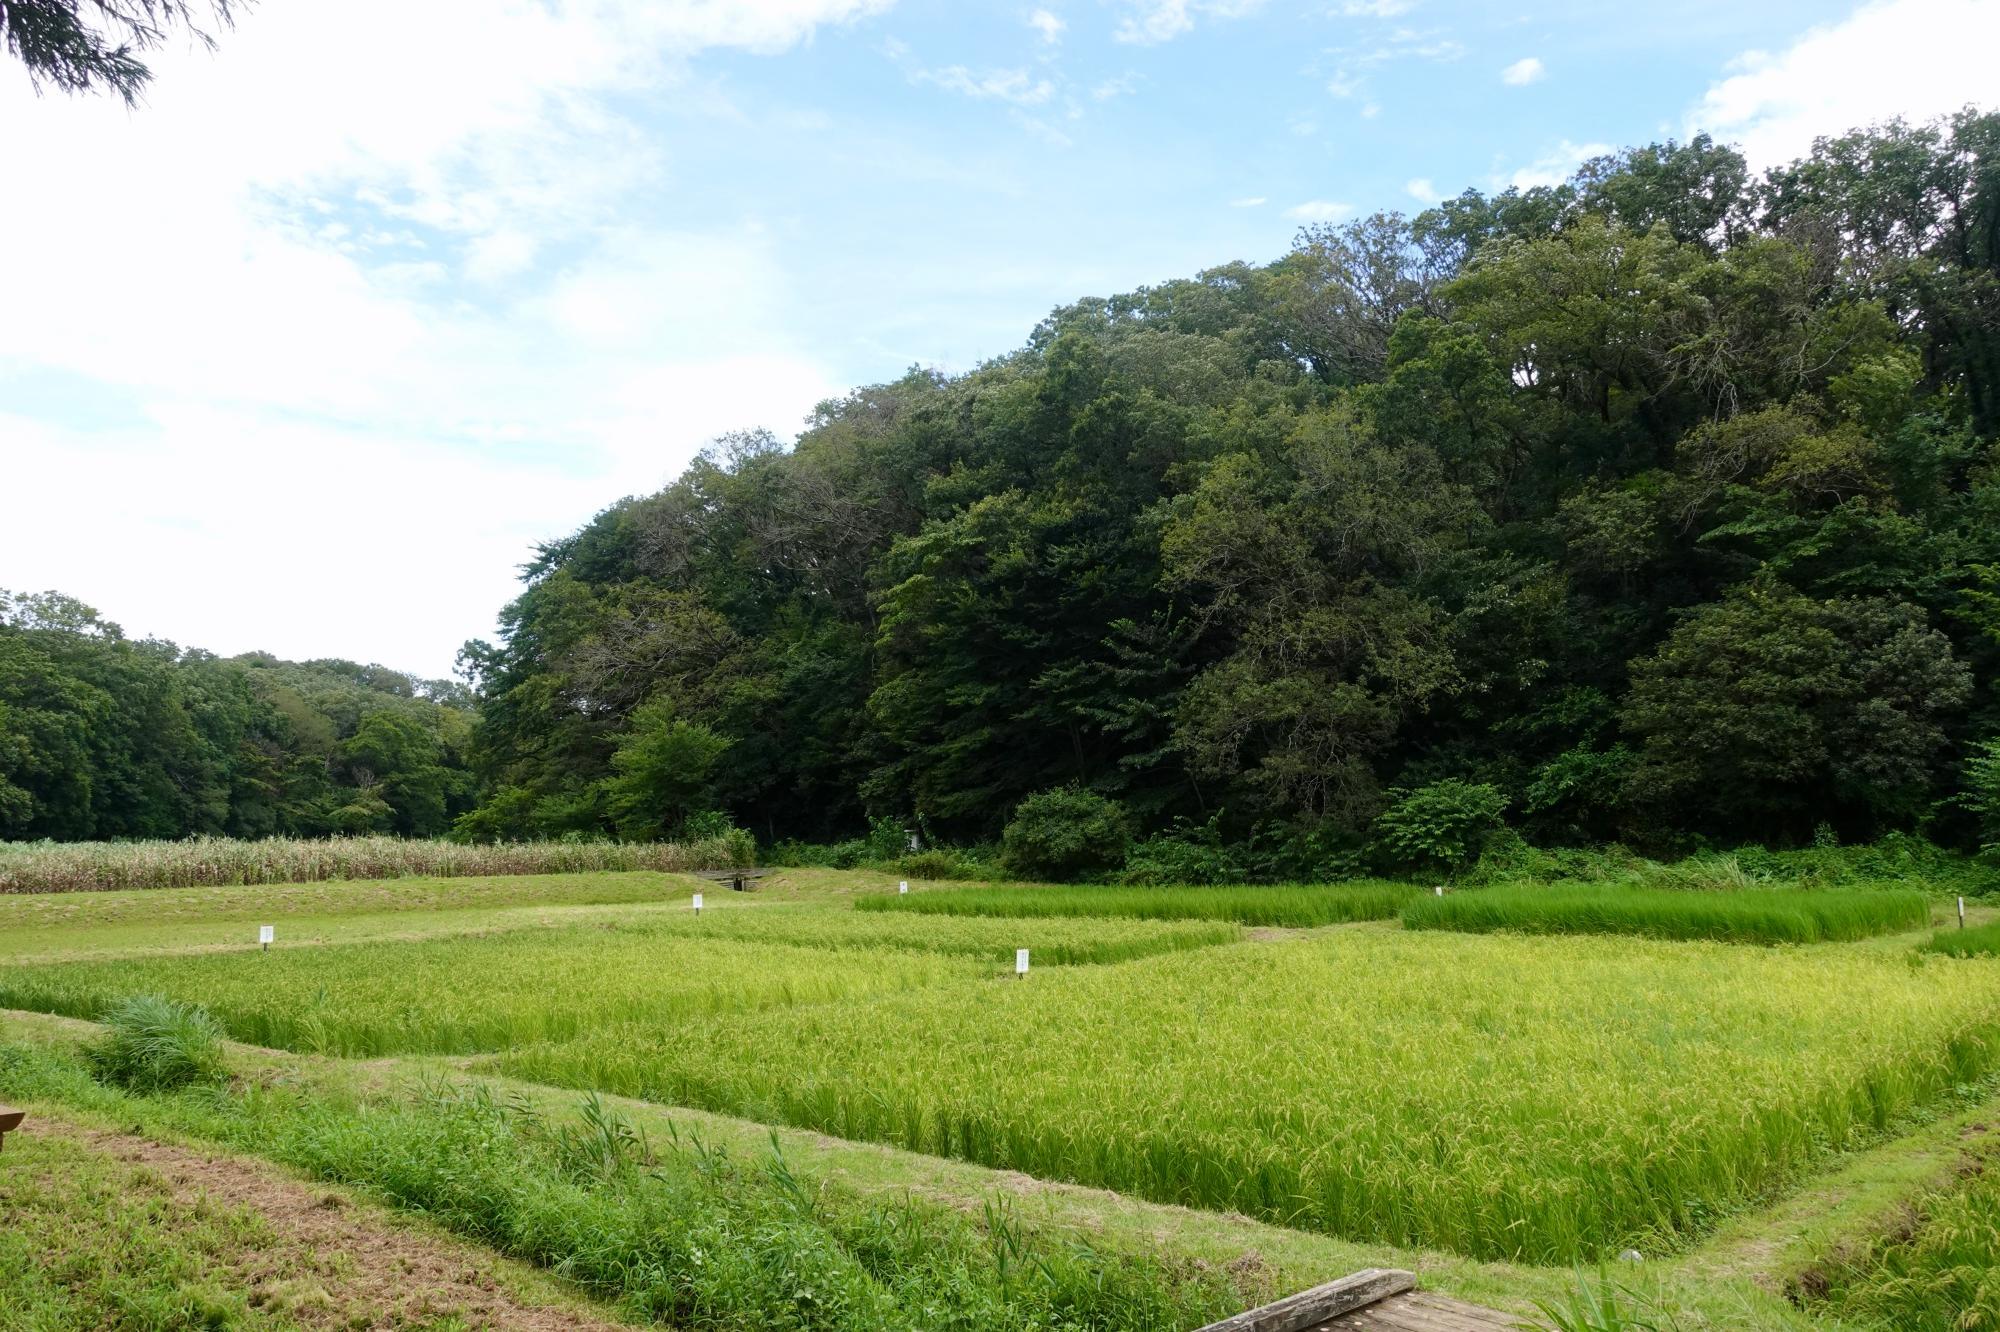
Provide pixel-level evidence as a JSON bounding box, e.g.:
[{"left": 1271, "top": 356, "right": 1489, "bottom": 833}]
[
  {"left": 498, "top": 931, "right": 2000, "bottom": 1263},
  {"left": 1401, "top": 884, "right": 1930, "bottom": 944},
  {"left": 858, "top": 880, "right": 1419, "bottom": 928}
]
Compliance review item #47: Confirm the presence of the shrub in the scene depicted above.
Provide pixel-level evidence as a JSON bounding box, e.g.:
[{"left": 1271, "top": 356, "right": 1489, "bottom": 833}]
[
  {"left": 1372, "top": 780, "right": 1510, "bottom": 876},
  {"left": 1000, "top": 788, "right": 1133, "bottom": 881},
  {"left": 85, "top": 994, "right": 228, "bottom": 1092},
  {"left": 889, "top": 848, "right": 986, "bottom": 881},
  {"left": 1120, "top": 816, "right": 1246, "bottom": 886}
]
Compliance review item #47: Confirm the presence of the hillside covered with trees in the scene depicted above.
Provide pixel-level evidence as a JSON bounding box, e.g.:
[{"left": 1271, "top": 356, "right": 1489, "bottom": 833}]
[
  {"left": 0, "top": 590, "right": 473, "bottom": 840},
  {"left": 461, "top": 111, "right": 2000, "bottom": 860}
]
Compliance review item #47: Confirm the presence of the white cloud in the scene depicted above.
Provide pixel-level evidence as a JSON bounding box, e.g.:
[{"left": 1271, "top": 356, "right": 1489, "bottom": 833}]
[
  {"left": 1283, "top": 199, "right": 1356, "bottom": 222},
  {"left": 1092, "top": 72, "right": 1142, "bottom": 100},
  {"left": 1028, "top": 8, "right": 1066, "bottom": 42},
  {"left": 1405, "top": 176, "right": 1442, "bottom": 203},
  {"left": 1335, "top": 0, "right": 1415, "bottom": 15},
  {"left": 1113, "top": 0, "right": 1265, "bottom": 45},
  {"left": 1501, "top": 56, "right": 1544, "bottom": 86},
  {"left": 1687, "top": 0, "right": 2000, "bottom": 168},
  {"left": 916, "top": 64, "right": 1056, "bottom": 105},
  {"left": 1323, "top": 26, "right": 1464, "bottom": 104},
  {"left": 0, "top": 0, "right": 880, "bottom": 674},
  {"left": 1505, "top": 139, "right": 1612, "bottom": 190},
  {"left": 1229, "top": 196, "right": 1268, "bottom": 207}
]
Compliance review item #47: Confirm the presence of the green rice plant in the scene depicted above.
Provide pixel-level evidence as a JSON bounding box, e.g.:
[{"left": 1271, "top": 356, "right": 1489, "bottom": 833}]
[
  {"left": 0, "top": 834, "right": 741, "bottom": 894},
  {"left": 1919, "top": 919, "right": 2000, "bottom": 958},
  {"left": 0, "top": 930, "right": 980, "bottom": 1056},
  {"left": 615, "top": 905, "right": 1240, "bottom": 966},
  {"left": 857, "top": 880, "right": 1419, "bottom": 928},
  {"left": 84, "top": 994, "right": 229, "bottom": 1092},
  {"left": 498, "top": 932, "right": 2000, "bottom": 1263},
  {"left": 1400, "top": 884, "right": 1930, "bottom": 944},
  {"left": 1802, "top": 1142, "right": 2000, "bottom": 1332}
]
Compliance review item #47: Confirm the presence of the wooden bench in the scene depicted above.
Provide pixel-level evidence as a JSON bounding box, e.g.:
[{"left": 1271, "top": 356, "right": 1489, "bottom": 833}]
[
  {"left": 1194, "top": 1269, "right": 1520, "bottom": 1332},
  {"left": 693, "top": 868, "right": 767, "bottom": 893},
  {"left": 0, "top": 1105, "right": 23, "bottom": 1151}
]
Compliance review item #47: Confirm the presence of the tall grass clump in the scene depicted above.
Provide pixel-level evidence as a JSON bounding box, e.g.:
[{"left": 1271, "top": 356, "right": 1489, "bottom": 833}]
[
  {"left": 1401, "top": 884, "right": 1930, "bottom": 944},
  {"left": 858, "top": 881, "right": 1418, "bottom": 928},
  {"left": 0, "top": 833, "right": 751, "bottom": 895},
  {"left": 500, "top": 932, "right": 2000, "bottom": 1263},
  {"left": 638, "top": 907, "right": 1240, "bottom": 966},
  {"left": 1918, "top": 919, "right": 2000, "bottom": 958},
  {"left": 0, "top": 1040, "right": 1243, "bottom": 1332},
  {"left": 84, "top": 994, "right": 229, "bottom": 1092}
]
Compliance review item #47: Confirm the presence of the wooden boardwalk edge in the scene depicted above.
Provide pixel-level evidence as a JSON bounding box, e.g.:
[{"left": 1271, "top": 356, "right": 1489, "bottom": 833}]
[{"left": 1193, "top": 1269, "right": 1525, "bottom": 1332}]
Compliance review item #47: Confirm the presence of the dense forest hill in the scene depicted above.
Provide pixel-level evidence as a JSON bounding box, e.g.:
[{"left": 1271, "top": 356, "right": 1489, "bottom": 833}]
[
  {"left": 461, "top": 111, "right": 2000, "bottom": 857},
  {"left": 0, "top": 589, "right": 474, "bottom": 840}
]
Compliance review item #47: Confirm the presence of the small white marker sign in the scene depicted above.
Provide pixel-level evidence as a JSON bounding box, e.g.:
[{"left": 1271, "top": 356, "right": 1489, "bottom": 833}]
[
  {"left": 692, "top": 893, "right": 704, "bottom": 915},
  {"left": 1015, "top": 948, "right": 1030, "bottom": 977},
  {"left": 258, "top": 925, "right": 274, "bottom": 950},
  {"left": 1434, "top": 885, "right": 1444, "bottom": 897},
  {"left": 899, "top": 880, "right": 909, "bottom": 894},
  {"left": 1960, "top": 896, "right": 1967, "bottom": 928}
]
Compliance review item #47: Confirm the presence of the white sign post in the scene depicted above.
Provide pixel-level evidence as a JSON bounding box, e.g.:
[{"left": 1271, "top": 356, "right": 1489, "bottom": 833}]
[
  {"left": 1959, "top": 896, "right": 1967, "bottom": 929},
  {"left": 1015, "top": 948, "right": 1030, "bottom": 979},
  {"left": 899, "top": 880, "right": 909, "bottom": 895},
  {"left": 258, "top": 925, "right": 274, "bottom": 952},
  {"left": 692, "top": 892, "right": 704, "bottom": 916},
  {"left": 1433, "top": 885, "right": 1444, "bottom": 897}
]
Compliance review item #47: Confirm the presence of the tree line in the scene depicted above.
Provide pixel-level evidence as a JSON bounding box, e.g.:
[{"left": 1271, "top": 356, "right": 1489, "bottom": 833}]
[
  {"left": 0, "top": 589, "right": 474, "bottom": 839},
  {"left": 462, "top": 111, "right": 2000, "bottom": 859}
]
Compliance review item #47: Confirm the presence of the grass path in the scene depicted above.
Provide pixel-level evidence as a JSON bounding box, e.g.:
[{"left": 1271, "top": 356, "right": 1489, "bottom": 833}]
[{"left": 0, "top": 1109, "right": 636, "bottom": 1331}]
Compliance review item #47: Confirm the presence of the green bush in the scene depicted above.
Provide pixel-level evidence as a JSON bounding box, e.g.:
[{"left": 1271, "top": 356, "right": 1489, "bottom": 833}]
[
  {"left": 85, "top": 994, "right": 228, "bottom": 1092},
  {"left": 1001, "top": 788, "right": 1133, "bottom": 881},
  {"left": 1120, "top": 816, "right": 1246, "bottom": 885},
  {"left": 888, "top": 848, "right": 987, "bottom": 881},
  {"left": 1372, "top": 780, "right": 1511, "bottom": 876}
]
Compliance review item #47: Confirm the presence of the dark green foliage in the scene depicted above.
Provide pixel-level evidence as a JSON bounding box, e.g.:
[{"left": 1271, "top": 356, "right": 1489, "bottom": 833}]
[
  {"left": 448, "top": 112, "right": 2000, "bottom": 857},
  {"left": 1401, "top": 885, "right": 1931, "bottom": 945},
  {"left": 1000, "top": 788, "right": 1133, "bottom": 881},
  {"left": 2, "top": 0, "right": 239, "bottom": 105},
  {"left": 0, "top": 591, "right": 475, "bottom": 842},
  {"left": 1371, "top": 780, "right": 1510, "bottom": 875},
  {"left": 859, "top": 881, "right": 1418, "bottom": 928},
  {"left": 84, "top": 994, "right": 228, "bottom": 1092}
]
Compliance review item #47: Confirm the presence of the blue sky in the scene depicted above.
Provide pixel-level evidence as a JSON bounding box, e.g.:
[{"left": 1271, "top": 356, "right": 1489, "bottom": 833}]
[{"left": 3, "top": 0, "right": 1996, "bottom": 676}]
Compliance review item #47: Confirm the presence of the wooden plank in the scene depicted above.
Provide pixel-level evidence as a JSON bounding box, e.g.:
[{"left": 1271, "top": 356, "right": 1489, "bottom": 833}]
[
  {"left": 1193, "top": 1268, "right": 1415, "bottom": 1332},
  {"left": 1319, "top": 1291, "right": 1526, "bottom": 1331}
]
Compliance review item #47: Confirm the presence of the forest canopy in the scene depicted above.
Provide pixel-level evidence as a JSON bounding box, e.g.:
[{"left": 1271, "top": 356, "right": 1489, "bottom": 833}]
[
  {"left": 459, "top": 111, "right": 2000, "bottom": 856},
  {"left": 12, "top": 111, "right": 2000, "bottom": 863}
]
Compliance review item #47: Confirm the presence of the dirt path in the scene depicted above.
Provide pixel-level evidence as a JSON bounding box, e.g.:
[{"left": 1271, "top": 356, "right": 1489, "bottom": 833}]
[{"left": 20, "top": 1115, "right": 635, "bottom": 1332}]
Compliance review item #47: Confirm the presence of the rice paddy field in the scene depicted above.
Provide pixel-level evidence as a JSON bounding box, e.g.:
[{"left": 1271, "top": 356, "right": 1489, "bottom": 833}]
[{"left": 3, "top": 862, "right": 1998, "bottom": 1330}]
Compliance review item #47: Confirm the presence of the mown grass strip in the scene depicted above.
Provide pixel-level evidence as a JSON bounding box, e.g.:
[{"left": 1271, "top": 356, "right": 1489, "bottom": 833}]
[
  {"left": 1400, "top": 884, "right": 1930, "bottom": 944},
  {"left": 497, "top": 932, "right": 2000, "bottom": 1264},
  {"left": 1918, "top": 918, "right": 2000, "bottom": 958},
  {"left": 857, "top": 881, "right": 1418, "bottom": 928}
]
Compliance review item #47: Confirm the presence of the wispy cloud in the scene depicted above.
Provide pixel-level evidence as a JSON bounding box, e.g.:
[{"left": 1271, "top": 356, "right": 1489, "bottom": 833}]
[
  {"left": 1092, "top": 72, "right": 1142, "bottom": 101},
  {"left": 915, "top": 64, "right": 1057, "bottom": 106},
  {"left": 1229, "top": 196, "right": 1268, "bottom": 207},
  {"left": 1322, "top": 25, "right": 1464, "bottom": 108},
  {"left": 1283, "top": 199, "right": 1356, "bottom": 222},
  {"left": 1335, "top": 0, "right": 1415, "bottom": 15},
  {"left": 1405, "top": 177, "right": 1441, "bottom": 204},
  {"left": 1028, "top": 8, "right": 1066, "bottom": 44},
  {"left": 1113, "top": 0, "right": 1265, "bottom": 45},
  {"left": 1501, "top": 56, "right": 1544, "bottom": 86},
  {"left": 1505, "top": 139, "right": 1611, "bottom": 190}
]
